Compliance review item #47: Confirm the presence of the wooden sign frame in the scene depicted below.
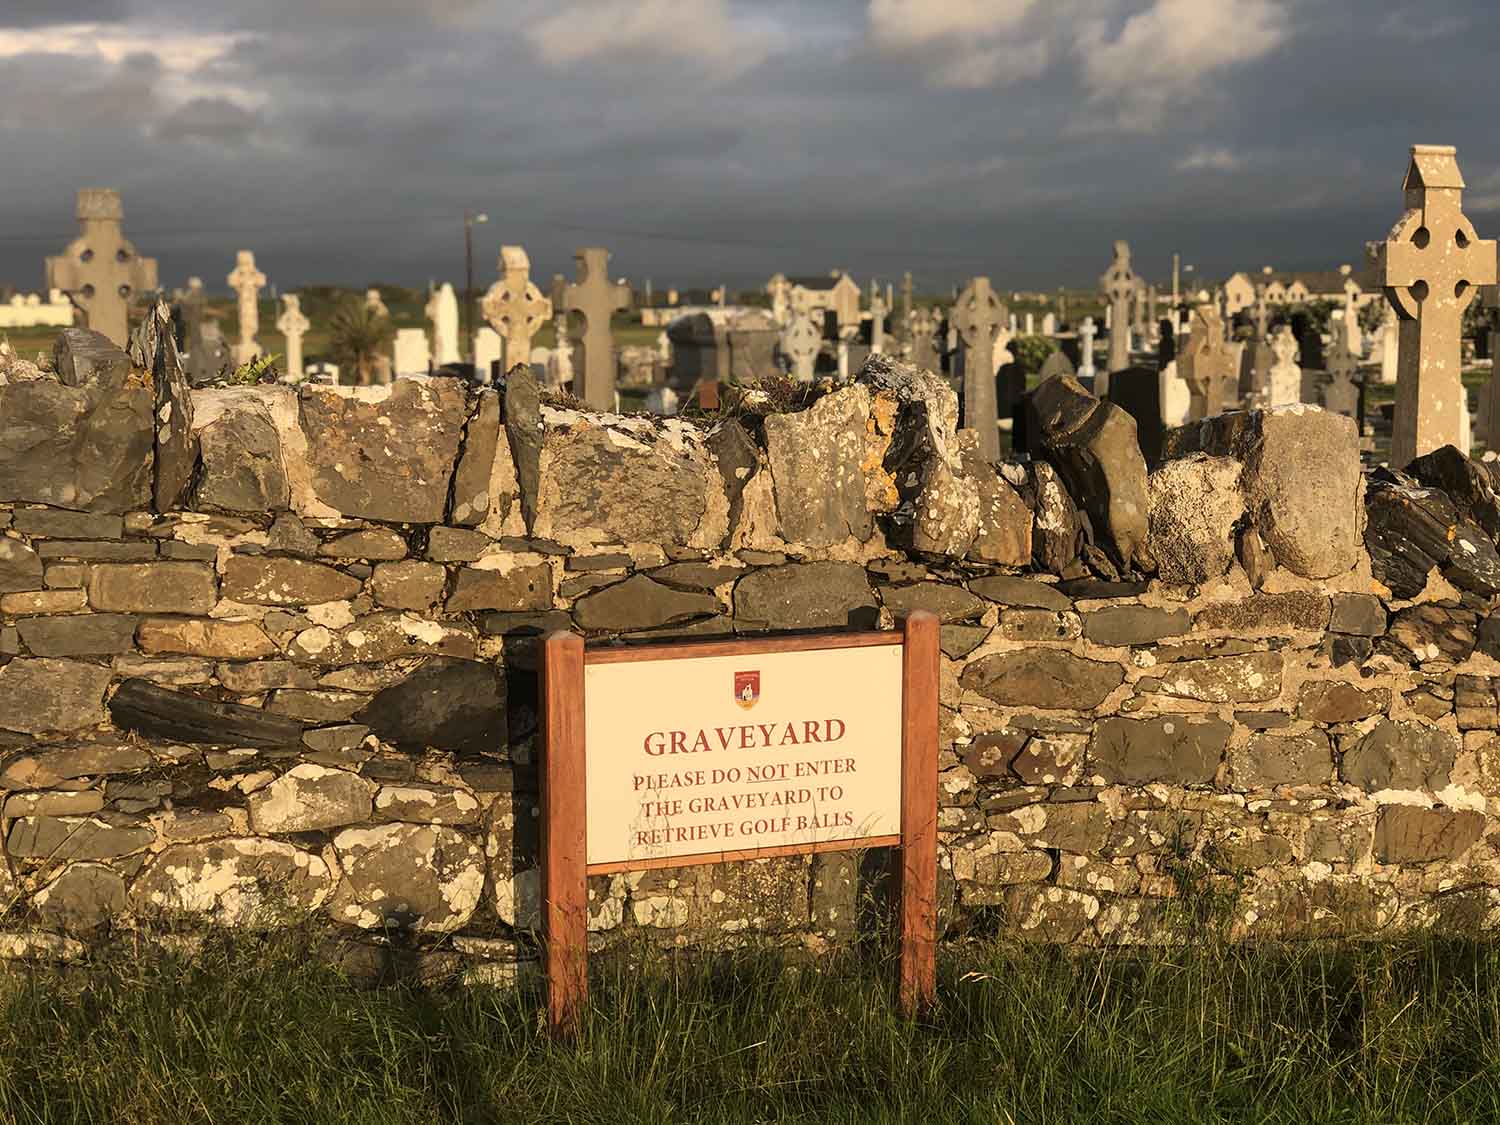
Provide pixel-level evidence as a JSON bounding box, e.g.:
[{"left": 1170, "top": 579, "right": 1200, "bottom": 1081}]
[{"left": 540, "top": 610, "right": 939, "bottom": 1036}]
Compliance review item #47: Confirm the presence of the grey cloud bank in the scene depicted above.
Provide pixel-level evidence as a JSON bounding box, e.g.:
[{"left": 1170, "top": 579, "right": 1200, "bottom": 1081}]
[{"left": 1, "top": 0, "right": 1498, "bottom": 294}]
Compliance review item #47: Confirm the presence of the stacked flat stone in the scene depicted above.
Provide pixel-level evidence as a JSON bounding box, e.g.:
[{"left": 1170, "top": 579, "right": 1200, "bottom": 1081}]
[{"left": 0, "top": 333, "right": 1497, "bottom": 969}]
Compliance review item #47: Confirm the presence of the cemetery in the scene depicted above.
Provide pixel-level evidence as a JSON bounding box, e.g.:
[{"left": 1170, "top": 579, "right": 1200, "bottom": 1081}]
[{"left": 4, "top": 43, "right": 1500, "bottom": 1115}]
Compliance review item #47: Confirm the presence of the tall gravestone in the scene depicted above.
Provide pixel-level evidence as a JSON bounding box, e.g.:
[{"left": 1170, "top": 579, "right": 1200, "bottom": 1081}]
[
  {"left": 1178, "top": 306, "right": 1236, "bottom": 419},
  {"left": 175, "top": 277, "right": 225, "bottom": 385},
  {"left": 559, "top": 247, "right": 632, "bottom": 411},
  {"left": 393, "top": 328, "right": 431, "bottom": 376},
  {"left": 483, "top": 247, "right": 552, "bottom": 373},
  {"left": 899, "top": 271, "right": 913, "bottom": 346},
  {"left": 1377, "top": 144, "right": 1496, "bottom": 468},
  {"left": 1100, "top": 240, "right": 1138, "bottom": 389},
  {"left": 1323, "top": 338, "right": 1360, "bottom": 423},
  {"left": 276, "top": 294, "right": 310, "bottom": 381},
  {"left": 226, "top": 250, "right": 266, "bottom": 367},
  {"left": 1379, "top": 303, "right": 1399, "bottom": 384},
  {"left": 909, "top": 307, "right": 938, "bottom": 373},
  {"left": 953, "top": 276, "right": 1005, "bottom": 462},
  {"left": 426, "top": 282, "right": 460, "bottom": 365},
  {"left": 766, "top": 273, "right": 790, "bottom": 327},
  {"left": 45, "top": 188, "right": 158, "bottom": 347}
]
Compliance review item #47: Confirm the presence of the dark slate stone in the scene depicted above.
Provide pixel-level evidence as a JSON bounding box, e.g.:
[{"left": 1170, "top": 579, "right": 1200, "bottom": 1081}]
[
  {"left": 0, "top": 539, "right": 43, "bottom": 595},
  {"left": 16, "top": 614, "right": 138, "bottom": 657},
  {"left": 968, "top": 575, "right": 1073, "bottom": 611},
  {"left": 1055, "top": 578, "right": 1151, "bottom": 599},
  {"left": 1329, "top": 594, "right": 1387, "bottom": 637},
  {"left": 54, "top": 328, "right": 130, "bottom": 388},
  {"left": 1296, "top": 681, "right": 1389, "bottom": 723},
  {"left": 1405, "top": 444, "right": 1500, "bottom": 540},
  {"left": 196, "top": 408, "right": 289, "bottom": 513},
  {"left": 1231, "top": 730, "right": 1331, "bottom": 788},
  {"left": 1443, "top": 518, "right": 1500, "bottom": 596},
  {"left": 1477, "top": 615, "right": 1500, "bottom": 663},
  {"left": 356, "top": 657, "right": 506, "bottom": 754},
  {"left": 939, "top": 624, "right": 990, "bottom": 660},
  {"left": 1385, "top": 604, "right": 1477, "bottom": 664},
  {"left": 1081, "top": 606, "right": 1190, "bottom": 646},
  {"left": 108, "top": 679, "right": 304, "bottom": 749},
  {"left": 572, "top": 575, "right": 719, "bottom": 632},
  {"left": 1105, "top": 367, "right": 1165, "bottom": 468},
  {"left": 504, "top": 366, "right": 546, "bottom": 534},
  {"left": 9, "top": 510, "right": 124, "bottom": 538},
  {"left": 649, "top": 562, "right": 742, "bottom": 590},
  {"left": 1089, "top": 715, "right": 1230, "bottom": 786},
  {"left": 565, "top": 553, "right": 633, "bottom": 572},
  {"left": 129, "top": 302, "right": 196, "bottom": 511},
  {"left": 960, "top": 650, "right": 1123, "bottom": 710},
  {"left": 1327, "top": 635, "right": 1374, "bottom": 669},
  {"left": 879, "top": 583, "right": 984, "bottom": 623},
  {"left": 1342, "top": 720, "right": 1456, "bottom": 791},
  {"left": 1193, "top": 592, "right": 1332, "bottom": 633},
  {"left": 1375, "top": 806, "right": 1485, "bottom": 863},
  {"left": 1026, "top": 461, "right": 1082, "bottom": 575},
  {"left": 733, "top": 562, "right": 878, "bottom": 631},
  {"left": 1364, "top": 472, "right": 1458, "bottom": 600},
  {"left": 707, "top": 419, "right": 760, "bottom": 545}
]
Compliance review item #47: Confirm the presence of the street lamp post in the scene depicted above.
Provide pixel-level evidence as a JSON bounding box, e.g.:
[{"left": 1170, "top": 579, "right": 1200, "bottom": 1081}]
[{"left": 464, "top": 210, "right": 489, "bottom": 363}]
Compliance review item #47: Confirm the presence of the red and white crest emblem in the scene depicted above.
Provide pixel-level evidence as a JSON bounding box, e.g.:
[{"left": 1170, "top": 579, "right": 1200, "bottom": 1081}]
[{"left": 734, "top": 670, "right": 760, "bottom": 709}]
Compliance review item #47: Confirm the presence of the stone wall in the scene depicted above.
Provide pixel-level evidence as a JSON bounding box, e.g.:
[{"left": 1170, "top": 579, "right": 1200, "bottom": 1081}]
[{"left": 2, "top": 321, "right": 1499, "bottom": 967}]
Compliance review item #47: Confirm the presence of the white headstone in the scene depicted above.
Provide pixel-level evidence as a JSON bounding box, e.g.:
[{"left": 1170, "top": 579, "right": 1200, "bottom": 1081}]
[
  {"left": 425, "top": 283, "right": 460, "bottom": 365},
  {"left": 226, "top": 250, "right": 266, "bottom": 367},
  {"left": 1078, "top": 317, "right": 1097, "bottom": 379},
  {"left": 473, "top": 327, "right": 502, "bottom": 382},
  {"left": 393, "top": 328, "right": 430, "bottom": 376},
  {"left": 275, "top": 293, "right": 310, "bottom": 381},
  {"left": 1267, "top": 326, "right": 1301, "bottom": 406},
  {"left": 1041, "top": 312, "right": 1056, "bottom": 336},
  {"left": 1160, "top": 361, "right": 1190, "bottom": 427}
]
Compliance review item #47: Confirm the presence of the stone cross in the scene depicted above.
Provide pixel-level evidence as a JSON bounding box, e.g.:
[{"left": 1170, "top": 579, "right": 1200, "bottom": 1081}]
[
  {"left": 365, "top": 288, "right": 389, "bottom": 318},
  {"left": 1251, "top": 285, "right": 1270, "bottom": 341},
  {"left": 558, "top": 247, "right": 632, "bottom": 411},
  {"left": 1378, "top": 144, "right": 1496, "bottom": 467},
  {"left": 953, "top": 276, "right": 1005, "bottom": 462},
  {"left": 1342, "top": 288, "right": 1362, "bottom": 357},
  {"left": 782, "top": 310, "right": 821, "bottom": 380},
  {"left": 45, "top": 188, "right": 158, "bottom": 346},
  {"left": 1323, "top": 338, "right": 1360, "bottom": 422},
  {"left": 551, "top": 288, "right": 574, "bottom": 387},
  {"left": 1179, "top": 305, "right": 1237, "bottom": 419},
  {"left": 1100, "top": 240, "right": 1138, "bottom": 375},
  {"left": 1266, "top": 325, "right": 1301, "bottom": 406},
  {"left": 226, "top": 250, "right": 266, "bottom": 367},
  {"left": 1078, "top": 316, "right": 1097, "bottom": 380},
  {"left": 426, "top": 282, "right": 460, "bottom": 365},
  {"left": 275, "top": 293, "right": 310, "bottom": 381},
  {"left": 482, "top": 246, "right": 553, "bottom": 372}
]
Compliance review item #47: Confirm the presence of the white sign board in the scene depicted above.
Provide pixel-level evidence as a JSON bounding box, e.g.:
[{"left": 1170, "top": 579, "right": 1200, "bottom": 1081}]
[{"left": 584, "top": 644, "right": 903, "bottom": 868}]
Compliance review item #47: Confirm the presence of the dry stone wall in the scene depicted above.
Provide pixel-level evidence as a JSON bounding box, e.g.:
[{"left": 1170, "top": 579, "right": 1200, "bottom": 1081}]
[{"left": 2, "top": 324, "right": 1500, "bottom": 969}]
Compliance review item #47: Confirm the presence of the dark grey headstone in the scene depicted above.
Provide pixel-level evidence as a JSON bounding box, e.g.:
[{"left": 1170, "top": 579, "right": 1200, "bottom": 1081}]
[{"left": 1105, "top": 366, "right": 1165, "bottom": 468}]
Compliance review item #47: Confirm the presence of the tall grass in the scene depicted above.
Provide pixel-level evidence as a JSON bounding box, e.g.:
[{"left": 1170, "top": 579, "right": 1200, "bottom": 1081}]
[{"left": 0, "top": 928, "right": 1495, "bottom": 1123}]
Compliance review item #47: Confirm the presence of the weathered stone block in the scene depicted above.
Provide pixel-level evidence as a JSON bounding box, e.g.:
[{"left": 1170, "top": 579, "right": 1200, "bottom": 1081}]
[
  {"left": 1374, "top": 806, "right": 1485, "bottom": 863},
  {"left": 0, "top": 743, "right": 152, "bottom": 786},
  {"left": 1329, "top": 593, "right": 1387, "bottom": 636},
  {"left": 130, "top": 839, "right": 333, "bottom": 924},
  {"left": 1342, "top": 720, "right": 1456, "bottom": 791},
  {"left": 1146, "top": 454, "right": 1244, "bottom": 585},
  {"left": 87, "top": 562, "right": 216, "bottom": 614},
  {"left": 1296, "top": 681, "right": 1389, "bottom": 723},
  {"left": 450, "top": 389, "right": 520, "bottom": 536},
  {"left": 1227, "top": 730, "right": 1332, "bottom": 789},
  {"left": 370, "top": 560, "right": 448, "bottom": 611},
  {"left": 1194, "top": 592, "right": 1331, "bottom": 634},
  {"left": 763, "top": 385, "right": 872, "bottom": 547},
  {"left": 968, "top": 575, "right": 1072, "bottom": 611},
  {"left": 733, "top": 563, "right": 877, "bottom": 631},
  {"left": 32, "top": 863, "right": 127, "bottom": 930},
  {"left": 320, "top": 529, "right": 407, "bottom": 561},
  {"left": 221, "top": 556, "right": 361, "bottom": 607},
  {"left": 195, "top": 396, "right": 290, "bottom": 512},
  {"left": 879, "top": 583, "right": 983, "bottom": 623},
  {"left": 357, "top": 657, "right": 505, "bottom": 753},
  {"left": 137, "top": 618, "right": 277, "bottom": 660},
  {"left": 993, "top": 608, "right": 1082, "bottom": 643},
  {"left": 572, "top": 574, "right": 717, "bottom": 632},
  {"left": 961, "top": 650, "right": 1123, "bottom": 710},
  {"left": 286, "top": 612, "right": 476, "bottom": 665},
  {"left": 1387, "top": 604, "right": 1476, "bottom": 664},
  {"left": 1154, "top": 652, "right": 1282, "bottom": 704},
  {"left": 0, "top": 589, "right": 88, "bottom": 615},
  {"left": 1162, "top": 407, "right": 1362, "bottom": 580},
  {"left": 330, "top": 823, "right": 485, "bottom": 932},
  {"left": 1028, "top": 375, "right": 1152, "bottom": 572},
  {"left": 9, "top": 510, "right": 123, "bottom": 539},
  {"left": 1082, "top": 606, "right": 1190, "bottom": 646},
  {"left": 0, "top": 539, "right": 43, "bottom": 595},
  {"left": 299, "top": 379, "right": 467, "bottom": 523},
  {"left": 108, "top": 678, "right": 305, "bottom": 748},
  {"left": 1003, "top": 885, "right": 1099, "bottom": 941},
  {"left": 247, "top": 763, "right": 376, "bottom": 834},
  {"left": 16, "top": 614, "right": 137, "bottom": 657},
  {"left": 446, "top": 564, "right": 551, "bottom": 613},
  {"left": 0, "top": 658, "right": 112, "bottom": 734},
  {"left": 0, "top": 335, "right": 153, "bottom": 512},
  {"left": 373, "top": 785, "right": 483, "bottom": 826},
  {"left": 1089, "top": 715, "right": 1229, "bottom": 785},
  {"left": 215, "top": 660, "right": 317, "bottom": 694},
  {"left": 7, "top": 814, "right": 154, "bottom": 861}
]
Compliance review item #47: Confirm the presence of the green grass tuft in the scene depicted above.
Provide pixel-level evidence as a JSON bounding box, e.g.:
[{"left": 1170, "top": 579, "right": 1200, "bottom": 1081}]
[{"left": 0, "top": 930, "right": 1497, "bottom": 1122}]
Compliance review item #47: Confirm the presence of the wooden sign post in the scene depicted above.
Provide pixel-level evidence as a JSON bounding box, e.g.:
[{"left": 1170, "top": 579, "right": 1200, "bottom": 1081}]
[{"left": 540, "top": 611, "right": 939, "bottom": 1036}]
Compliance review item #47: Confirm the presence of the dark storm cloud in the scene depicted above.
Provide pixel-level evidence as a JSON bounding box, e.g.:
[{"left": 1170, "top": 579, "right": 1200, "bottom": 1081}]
[
  {"left": 0, "top": 0, "right": 129, "bottom": 28},
  {"left": 2, "top": 0, "right": 1499, "bottom": 295}
]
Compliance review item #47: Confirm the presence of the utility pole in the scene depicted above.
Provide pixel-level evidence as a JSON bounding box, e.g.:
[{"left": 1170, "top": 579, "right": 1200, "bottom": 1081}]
[{"left": 464, "top": 210, "right": 488, "bottom": 363}]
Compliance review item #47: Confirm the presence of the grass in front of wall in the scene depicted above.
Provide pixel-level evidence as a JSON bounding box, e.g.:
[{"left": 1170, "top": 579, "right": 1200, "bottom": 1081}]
[{"left": 0, "top": 926, "right": 1497, "bottom": 1123}]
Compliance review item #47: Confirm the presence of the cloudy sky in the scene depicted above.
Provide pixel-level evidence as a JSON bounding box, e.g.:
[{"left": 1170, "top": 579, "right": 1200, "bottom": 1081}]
[{"left": 2, "top": 0, "right": 1499, "bottom": 296}]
